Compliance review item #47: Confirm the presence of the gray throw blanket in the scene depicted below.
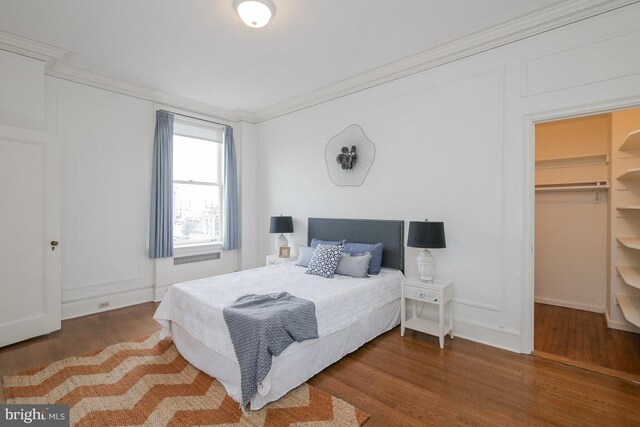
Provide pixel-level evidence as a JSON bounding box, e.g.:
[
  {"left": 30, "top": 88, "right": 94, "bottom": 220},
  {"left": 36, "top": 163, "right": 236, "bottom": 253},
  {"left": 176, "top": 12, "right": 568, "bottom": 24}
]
[{"left": 222, "top": 292, "right": 319, "bottom": 407}]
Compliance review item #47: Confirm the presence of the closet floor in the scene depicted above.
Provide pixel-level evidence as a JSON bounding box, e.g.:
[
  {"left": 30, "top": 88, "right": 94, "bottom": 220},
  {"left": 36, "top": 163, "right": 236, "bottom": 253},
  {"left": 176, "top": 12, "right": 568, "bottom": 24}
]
[{"left": 534, "top": 303, "right": 640, "bottom": 378}]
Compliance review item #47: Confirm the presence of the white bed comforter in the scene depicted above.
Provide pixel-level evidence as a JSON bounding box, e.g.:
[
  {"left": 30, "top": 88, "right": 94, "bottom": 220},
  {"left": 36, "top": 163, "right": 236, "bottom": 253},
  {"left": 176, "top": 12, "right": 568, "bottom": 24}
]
[{"left": 154, "top": 262, "right": 403, "bottom": 360}]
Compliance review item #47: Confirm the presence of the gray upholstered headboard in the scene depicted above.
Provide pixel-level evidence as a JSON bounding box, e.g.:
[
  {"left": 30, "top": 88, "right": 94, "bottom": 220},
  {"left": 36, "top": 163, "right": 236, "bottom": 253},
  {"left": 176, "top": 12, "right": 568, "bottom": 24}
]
[{"left": 307, "top": 218, "right": 404, "bottom": 272}]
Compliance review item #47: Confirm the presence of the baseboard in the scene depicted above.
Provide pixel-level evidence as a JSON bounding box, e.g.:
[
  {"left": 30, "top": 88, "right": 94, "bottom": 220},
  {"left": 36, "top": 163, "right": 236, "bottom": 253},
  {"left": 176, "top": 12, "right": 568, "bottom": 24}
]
[
  {"left": 605, "top": 310, "right": 640, "bottom": 333},
  {"left": 62, "top": 287, "right": 154, "bottom": 320},
  {"left": 454, "top": 318, "right": 521, "bottom": 353},
  {"left": 534, "top": 297, "right": 604, "bottom": 313}
]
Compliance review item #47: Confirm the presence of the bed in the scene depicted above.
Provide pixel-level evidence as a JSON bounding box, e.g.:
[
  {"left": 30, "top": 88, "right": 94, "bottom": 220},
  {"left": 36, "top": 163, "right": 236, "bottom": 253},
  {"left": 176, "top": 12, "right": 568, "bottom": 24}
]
[{"left": 153, "top": 218, "right": 405, "bottom": 409}]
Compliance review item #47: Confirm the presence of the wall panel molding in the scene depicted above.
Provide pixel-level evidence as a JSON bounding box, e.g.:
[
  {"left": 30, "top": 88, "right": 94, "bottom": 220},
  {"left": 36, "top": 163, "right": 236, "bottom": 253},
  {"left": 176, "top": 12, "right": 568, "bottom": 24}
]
[
  {"left": 61, "top": 274, "right": 142, "bottom": 295},
  {"left": 523, "top": 27, "right": 640, "bottom": 97}
]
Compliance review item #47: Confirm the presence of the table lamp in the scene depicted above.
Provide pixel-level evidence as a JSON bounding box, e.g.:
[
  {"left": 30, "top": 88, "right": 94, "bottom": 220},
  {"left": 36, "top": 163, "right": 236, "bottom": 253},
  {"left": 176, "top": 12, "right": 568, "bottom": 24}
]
[
  {"left": 269, "top": 215, "right": 293, "bottom": 253},
  {"left": 407, "top": 220, "right": 446, "bottom": 283}
]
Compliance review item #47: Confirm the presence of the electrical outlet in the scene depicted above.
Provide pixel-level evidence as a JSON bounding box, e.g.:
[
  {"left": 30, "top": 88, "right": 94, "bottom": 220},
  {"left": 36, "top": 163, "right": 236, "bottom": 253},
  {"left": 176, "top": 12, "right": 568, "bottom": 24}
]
[{"left": 98, "top": 301, "right": 110, "bottom": 309}]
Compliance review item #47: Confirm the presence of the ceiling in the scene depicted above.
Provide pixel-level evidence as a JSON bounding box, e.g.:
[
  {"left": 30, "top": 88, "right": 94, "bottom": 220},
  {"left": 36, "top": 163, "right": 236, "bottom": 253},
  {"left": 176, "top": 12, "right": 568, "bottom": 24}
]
[{"left": 0, "top": 0, "right": 564, "bottom": 113}]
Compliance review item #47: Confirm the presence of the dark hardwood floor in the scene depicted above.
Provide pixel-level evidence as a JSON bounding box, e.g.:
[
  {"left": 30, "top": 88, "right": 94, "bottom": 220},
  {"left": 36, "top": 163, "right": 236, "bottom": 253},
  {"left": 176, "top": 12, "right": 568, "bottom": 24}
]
[
  {"left": 2, "top": 302, "right": 640, "bottom": 426},
  {"left": 534, "top": 303, "right": 640, "bottom": 377}
]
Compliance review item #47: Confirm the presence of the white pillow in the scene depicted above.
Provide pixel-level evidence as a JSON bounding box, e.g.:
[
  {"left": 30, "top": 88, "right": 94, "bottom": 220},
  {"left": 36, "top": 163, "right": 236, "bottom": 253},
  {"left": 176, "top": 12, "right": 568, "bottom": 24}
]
[{"left": 296, "top": 245, "right": 314, "bottom": 267}]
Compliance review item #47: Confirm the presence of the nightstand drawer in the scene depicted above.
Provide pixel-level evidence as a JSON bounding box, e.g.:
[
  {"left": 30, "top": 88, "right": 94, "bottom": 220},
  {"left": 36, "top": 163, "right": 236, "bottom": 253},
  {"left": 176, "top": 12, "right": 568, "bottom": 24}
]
[
  {"left": 405, "top": 285, "right": 438, "bottom": 302},
  {"left": 265, "top": 255, "right": 296, "bottom": 266}
]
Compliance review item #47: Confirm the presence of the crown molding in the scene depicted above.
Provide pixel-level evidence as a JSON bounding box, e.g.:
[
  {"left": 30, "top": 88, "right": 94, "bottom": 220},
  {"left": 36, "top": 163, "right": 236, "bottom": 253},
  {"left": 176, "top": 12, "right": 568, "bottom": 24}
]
[
  {"left": 0, "top": 0, "right": 636, "bottom": 125},
  {"left": 0, "top": 30, "right": 68, "bottom": 66},
  {"left": 47, "top": 64, "right": 247, "bottom": 123},
  {"left": 253, "top": 0, "right": 639, "bottom": 122},
  {"left": 0, "top": 30, "right": 248, "bottom": 123}
]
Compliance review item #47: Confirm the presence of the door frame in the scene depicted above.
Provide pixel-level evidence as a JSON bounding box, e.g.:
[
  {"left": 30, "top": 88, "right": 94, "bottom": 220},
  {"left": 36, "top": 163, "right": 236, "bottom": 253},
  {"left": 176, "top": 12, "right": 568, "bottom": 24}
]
[{"left": 521, "top": 96, "right": 640, "bottom": 354}]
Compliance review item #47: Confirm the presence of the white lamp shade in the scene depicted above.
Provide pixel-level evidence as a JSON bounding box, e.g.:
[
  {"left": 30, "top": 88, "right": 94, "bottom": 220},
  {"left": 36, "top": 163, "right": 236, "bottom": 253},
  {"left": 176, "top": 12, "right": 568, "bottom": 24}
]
[{"left": 235, "top": 0, "right": 274, "bottom": 28}]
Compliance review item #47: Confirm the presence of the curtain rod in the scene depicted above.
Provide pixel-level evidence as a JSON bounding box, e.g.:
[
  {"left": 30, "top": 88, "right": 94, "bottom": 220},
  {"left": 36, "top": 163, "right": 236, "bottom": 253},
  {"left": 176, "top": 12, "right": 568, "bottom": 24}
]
[{"left": 158, "top": 109, "right": 230, "bottom": 128}]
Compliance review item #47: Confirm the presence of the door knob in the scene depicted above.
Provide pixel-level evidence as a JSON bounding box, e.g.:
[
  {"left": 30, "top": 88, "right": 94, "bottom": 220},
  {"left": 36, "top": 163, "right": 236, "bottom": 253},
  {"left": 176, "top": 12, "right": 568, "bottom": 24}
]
[{"left": 51, "top": 241, "right": 59, "bottom": 251}]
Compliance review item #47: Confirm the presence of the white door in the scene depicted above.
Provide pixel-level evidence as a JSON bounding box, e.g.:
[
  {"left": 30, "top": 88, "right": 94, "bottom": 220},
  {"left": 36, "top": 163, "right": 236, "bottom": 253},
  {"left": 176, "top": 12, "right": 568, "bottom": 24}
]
[{"left": 0, "top": 124, "right": 61, "bottom": 347}]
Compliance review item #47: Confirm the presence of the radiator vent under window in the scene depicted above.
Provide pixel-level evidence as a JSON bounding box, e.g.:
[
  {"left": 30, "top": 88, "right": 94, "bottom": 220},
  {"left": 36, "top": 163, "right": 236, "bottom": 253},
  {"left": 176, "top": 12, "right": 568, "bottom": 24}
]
[{"left": 174, "top": 252, "right": 221, "bottom": 265}]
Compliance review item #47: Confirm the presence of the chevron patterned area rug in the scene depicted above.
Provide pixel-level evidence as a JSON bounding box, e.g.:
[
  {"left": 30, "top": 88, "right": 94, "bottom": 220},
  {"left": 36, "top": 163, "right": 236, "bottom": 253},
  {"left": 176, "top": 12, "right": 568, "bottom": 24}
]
[{"left": 2, "top": 334, "right": 369, "bottom": 426}]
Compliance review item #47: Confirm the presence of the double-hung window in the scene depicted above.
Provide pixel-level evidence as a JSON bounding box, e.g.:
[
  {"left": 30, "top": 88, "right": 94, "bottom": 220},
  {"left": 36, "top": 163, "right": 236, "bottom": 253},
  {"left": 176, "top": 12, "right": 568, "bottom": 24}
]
[{"left": 172, "top": 118, "right": 224, "bottom": 247}]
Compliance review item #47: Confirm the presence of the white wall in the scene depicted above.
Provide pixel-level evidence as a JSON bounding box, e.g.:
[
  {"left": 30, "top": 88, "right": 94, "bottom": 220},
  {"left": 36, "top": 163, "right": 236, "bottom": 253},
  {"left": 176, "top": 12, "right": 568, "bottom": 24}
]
[
  {"left": 0, "top": 50, "right": 45, "bottom": 130},
  {"left": 238, "top": 121, "right": 262, "bottom": 270},
  {"left": 46, "top": 80, "right": 249, "bottom": 317},
  {"left": 3, "top": 2, "right": 640, "bottom": 351},
  {"left": 46, "top": 79, "right": 157, "bottom": 318},
  {"left": 258, "top": 4, "right": 640, "bottom": 352},
  {"left": 535, "top": 191, "right": 608, "bottom": 312},
  {"left": 0, "top": 49, "right": 256, "bottom": 319}
]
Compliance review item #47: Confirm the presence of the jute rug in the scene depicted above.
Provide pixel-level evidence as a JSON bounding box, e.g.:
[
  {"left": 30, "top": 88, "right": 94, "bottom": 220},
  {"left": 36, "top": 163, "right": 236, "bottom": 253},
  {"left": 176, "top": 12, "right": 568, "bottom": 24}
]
[{"left": 2, "top": 334, "right": 369, "bottom": 426}]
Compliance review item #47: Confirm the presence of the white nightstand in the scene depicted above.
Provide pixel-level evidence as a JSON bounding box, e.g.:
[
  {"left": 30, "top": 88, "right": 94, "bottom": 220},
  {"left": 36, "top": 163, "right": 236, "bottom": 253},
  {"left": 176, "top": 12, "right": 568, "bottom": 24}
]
[
  {"left": 401, "top": 278, "right": 454, "bottom": 349},
  {"left": 265, "top": 254, "right": 296, "bottom": 266}
]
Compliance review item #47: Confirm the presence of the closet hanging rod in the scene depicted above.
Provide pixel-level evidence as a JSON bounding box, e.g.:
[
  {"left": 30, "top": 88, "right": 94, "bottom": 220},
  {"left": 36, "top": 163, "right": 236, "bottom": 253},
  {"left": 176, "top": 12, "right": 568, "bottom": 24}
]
[
  {"left": 535, "top": 185, "right": 609, "bottom": 192},
  {"left": 535, "top": 180, "right": 609, "bottom": 192}
]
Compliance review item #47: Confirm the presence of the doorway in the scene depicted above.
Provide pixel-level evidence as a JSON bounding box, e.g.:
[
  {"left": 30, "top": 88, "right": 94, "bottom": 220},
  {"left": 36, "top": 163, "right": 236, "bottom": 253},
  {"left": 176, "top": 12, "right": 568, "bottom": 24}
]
[{"left": 533, "top": 108, "right": 640, "bottom": 379}]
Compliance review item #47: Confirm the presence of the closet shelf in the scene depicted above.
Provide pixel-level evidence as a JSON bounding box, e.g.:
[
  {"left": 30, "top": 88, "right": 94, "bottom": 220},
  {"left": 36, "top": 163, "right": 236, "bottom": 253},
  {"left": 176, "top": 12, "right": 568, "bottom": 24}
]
[
  {"left": 535, "top": 153, "right": 608, "bottom": 169},
  {"left": 616, "top": 294, "right": 640, "bottom": 328},
  {"left": 619, "top": 129, "right": 640, "bottom": 151},
  {"left": 616, "top": 265, "right": 640, "bottom": 290},
  {"left": 617, "top": 206, "right": 640, "bottom": 211},
  {"left": 617, "top": 167, "right": 640, "bottom": 181},
  {"left": 616, "top": 236, "right": 640, "bottom": 250}
]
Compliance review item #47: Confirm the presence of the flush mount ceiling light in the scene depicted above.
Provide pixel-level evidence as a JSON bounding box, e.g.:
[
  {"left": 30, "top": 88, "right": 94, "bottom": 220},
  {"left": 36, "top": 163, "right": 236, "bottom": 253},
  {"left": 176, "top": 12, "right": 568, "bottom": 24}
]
[{"left": 235, "top": 0, "right": 275, "bottom": 28}]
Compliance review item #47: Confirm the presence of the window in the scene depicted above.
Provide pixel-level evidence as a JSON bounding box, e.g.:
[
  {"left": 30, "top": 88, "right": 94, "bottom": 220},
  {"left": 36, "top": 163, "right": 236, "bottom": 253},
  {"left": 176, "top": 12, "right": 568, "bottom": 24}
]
[{"left": 172, "top": 118, "right": 224, "bottom": 247}]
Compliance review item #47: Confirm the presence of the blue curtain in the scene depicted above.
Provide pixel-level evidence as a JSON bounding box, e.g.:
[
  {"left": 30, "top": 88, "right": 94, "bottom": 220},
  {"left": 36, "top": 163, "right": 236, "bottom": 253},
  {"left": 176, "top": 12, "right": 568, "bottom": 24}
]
[
  {"left": 223, "top": 126, "right": 240, "bottom": 250},
  {"left": 149, "top": 110, "right": 174, "bottom": 258}
]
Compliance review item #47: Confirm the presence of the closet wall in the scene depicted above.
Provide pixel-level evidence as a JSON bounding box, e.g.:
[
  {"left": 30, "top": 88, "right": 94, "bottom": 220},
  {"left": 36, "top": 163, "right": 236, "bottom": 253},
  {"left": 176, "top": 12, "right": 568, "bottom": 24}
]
[{"left": 535, "top": 115, "right": 611, "bottom": 313}]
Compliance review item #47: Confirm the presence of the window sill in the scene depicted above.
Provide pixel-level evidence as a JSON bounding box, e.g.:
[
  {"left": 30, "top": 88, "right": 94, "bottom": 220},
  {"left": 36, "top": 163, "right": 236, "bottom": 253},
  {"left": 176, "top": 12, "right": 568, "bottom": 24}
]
[{"left": 174, "top": 242, "right": 223, "bottom": 257}]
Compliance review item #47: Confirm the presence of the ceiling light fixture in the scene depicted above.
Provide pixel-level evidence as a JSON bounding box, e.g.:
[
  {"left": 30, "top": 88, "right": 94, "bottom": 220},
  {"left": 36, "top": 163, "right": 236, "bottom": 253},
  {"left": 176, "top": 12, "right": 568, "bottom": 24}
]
[{"left": 235, "top": 0, "right": 275, "bottom": 29}]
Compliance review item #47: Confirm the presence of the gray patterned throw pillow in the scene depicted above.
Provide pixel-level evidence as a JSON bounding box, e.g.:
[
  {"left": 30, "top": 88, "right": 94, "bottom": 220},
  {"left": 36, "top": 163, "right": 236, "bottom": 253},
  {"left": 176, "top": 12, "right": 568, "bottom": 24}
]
[{"left": 306, "top": 243, "right": 343, "bottom": 278}]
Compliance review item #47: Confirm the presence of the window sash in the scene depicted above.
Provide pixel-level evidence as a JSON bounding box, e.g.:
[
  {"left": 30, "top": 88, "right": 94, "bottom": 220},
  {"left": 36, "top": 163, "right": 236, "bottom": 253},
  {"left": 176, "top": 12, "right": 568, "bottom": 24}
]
[
  {"left": 173, "top": 181, "right": 224, "bottom": 247},
  {"left": 173, "top": 137, "right": 223, "bottom": 184}
]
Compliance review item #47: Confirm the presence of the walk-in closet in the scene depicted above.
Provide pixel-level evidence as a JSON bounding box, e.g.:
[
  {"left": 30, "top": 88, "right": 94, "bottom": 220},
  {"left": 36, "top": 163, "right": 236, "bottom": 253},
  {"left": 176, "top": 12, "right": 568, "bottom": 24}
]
[{"left": 534, "top": 108, "right": 640, "bottom": 378}]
